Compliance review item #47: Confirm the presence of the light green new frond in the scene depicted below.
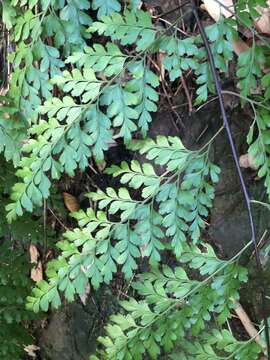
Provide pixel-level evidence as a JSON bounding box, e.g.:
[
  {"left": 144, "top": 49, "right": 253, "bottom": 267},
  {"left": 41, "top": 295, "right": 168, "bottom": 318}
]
[
  {"left": 92, "top": 0, "right": 121, "bottom": 19},
  {"left": 89, "top": 9, "right": 157, "bottom": 51},
  {"left": 129, "top": 135, "right": 191, "bottom": 172},
  {"left": 26, "top": 279, "right": 61, "bottom": 313},
  {"left": 39, "top": 96, "right": 83, "bottom": 123},
  {"left": 160, "top": 36, "right": 199, "bottom": 81},
  {"left": 170, "top": 329, "right": 261, "bottom": 360},
  {"left": 236, "top": 44, "right": 265, "bottom": 98},
  {"left": 247, "top": 107, "right": 270, "bottom": 199},
  {"left": 51, "top": 68, "right": 104, "bottom": 104},
  {"left": 134, "top": 205, "right": 164, "bottom": 263},
  {"left": 26, "top": 227, "right": 106, "bottom": 312},
  {"left": 105, "top": 160, "right": 160, "bottom": 198},
  {"left": 0, "top": 96, "right": 28, "bottom": 166},
  {"left": 127, "top": 60, "right": 159, "bottom": 135},
  {"left": 96, "top": 252, "right": 249, "bottom": 359},
  {"left": 100, "top": 84, "right": 138, "bottom": 140},
  {"left": 66, "top": 43, "right": 128, "bottom": 77},
  {"left": 88, "top": 187, "right": 138, "bottom": 221}
]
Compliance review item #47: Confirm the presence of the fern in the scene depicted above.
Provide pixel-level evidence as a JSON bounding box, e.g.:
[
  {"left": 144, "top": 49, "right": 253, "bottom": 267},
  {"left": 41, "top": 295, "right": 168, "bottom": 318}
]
[
  {"left": 5, "top": 3, "right": 270, "bottom": 216},
  {"left": 160, "top": 36, "right": 199, "bottom": 82},
  {"left": 89, "top": 9, "right": 158, "bottom": 51},
  {"left": 26, "top": 135, "right": 220, "bottom": 311},
  {"left": 0, "top": 96, "right": 28, "bottom": 166},
  {"left": 94, "top": 245, "right": 249, "bottom": 359},
  {"left": 7, "top": 49, "right": 160, "bottom": 219},
  {"left": 2, "top": 2, "right": 270, "bottom": 359},
  {"left": 237, "top": 44, "right": 265, "bottom": 98},
  {"left": 92, "top": 0, "right": 121, "bottom": 19},
  {"left": 5, "top": 8, "right": 239, "bottom": 219},
  {"left": 168, "top": 329, "right": 261, "bottom": 360},
  {"left": 126, "top": 60, "right": 159, "bottom": 135},
  {"left": 236, "top": 0, "right": 269, "bottom": 26},
  {"left": 159, "top": 17, "right": 235, "bottom": 103},
  {"left": 247, "top": 107, "right": 270, "bottom": 199},
  {"left": 66, "top": 43, "right": 128, "bottom": 76}
]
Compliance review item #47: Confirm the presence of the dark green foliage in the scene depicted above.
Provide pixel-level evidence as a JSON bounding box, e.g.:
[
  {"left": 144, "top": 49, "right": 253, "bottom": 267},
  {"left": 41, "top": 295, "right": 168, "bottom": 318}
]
[
  {"left": 0, "top": 243, "right": 35, "bottom": 359},
  {"left": 0, "top": 323, "right": 32, "bottom": 360}
]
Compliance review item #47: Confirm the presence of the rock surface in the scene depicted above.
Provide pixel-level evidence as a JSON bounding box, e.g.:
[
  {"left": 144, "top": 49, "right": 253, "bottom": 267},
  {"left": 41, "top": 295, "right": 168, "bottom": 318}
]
[{"left": 39, "top": 288, "right": 118, "bottom": 360}]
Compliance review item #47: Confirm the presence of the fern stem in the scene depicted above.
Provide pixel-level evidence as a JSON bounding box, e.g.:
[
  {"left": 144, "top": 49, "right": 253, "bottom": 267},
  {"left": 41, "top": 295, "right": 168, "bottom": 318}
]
[{"left": 191, "top": 0, "right": 270, "bottom": 356}]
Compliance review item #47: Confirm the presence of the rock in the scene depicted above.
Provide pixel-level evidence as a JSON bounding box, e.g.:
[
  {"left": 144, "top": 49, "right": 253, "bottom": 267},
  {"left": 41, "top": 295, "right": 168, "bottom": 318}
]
[
  {"left": 39, "top": 288, "right": 118, "bottom": 360},
  {"left": 208, "top": 109, "right": 269, "bottom": 258}
]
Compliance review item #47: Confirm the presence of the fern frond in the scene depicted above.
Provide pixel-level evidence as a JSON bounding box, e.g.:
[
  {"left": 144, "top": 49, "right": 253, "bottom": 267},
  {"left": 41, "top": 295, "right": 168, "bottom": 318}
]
[
  {"left": 247, "top": 107, "right": 270, "bottom": 199},
  {"left": 0, "top": 96, "right": 28, "bottom": 166},
  {"left": 51, "top": 68, "right": 104, "bottom": 103},
  {"left": 127, "top": 60, "right": 159, "bottom": 135},
  {"left": 89, "top": 9, "right": 157, "bottom": 51},
  {"left": 96, "top": 244, "right": 249, "bottom": 359},
  {"left": 66, "top": 43, "right": 128, "bottom": 76},
  {"left": 105, "top": 160, "right": 160, "bottom": 198},
  {"left": 129, "top": 135, "right": 191, "bottom": 171},
  {"left": 92, "top": 0, "right": 121, "bottom": 19},
  {"left": 26, "top": 135, "right": 221, "bottom": 311},
  {"left": 237, "top": 44, "right": 265, "bottom": 98}
]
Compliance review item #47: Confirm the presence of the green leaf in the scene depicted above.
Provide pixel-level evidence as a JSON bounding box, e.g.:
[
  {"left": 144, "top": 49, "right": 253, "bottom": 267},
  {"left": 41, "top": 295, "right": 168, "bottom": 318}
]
[{"left": 92, "top": 0, "right": 121, "bottom": 19}]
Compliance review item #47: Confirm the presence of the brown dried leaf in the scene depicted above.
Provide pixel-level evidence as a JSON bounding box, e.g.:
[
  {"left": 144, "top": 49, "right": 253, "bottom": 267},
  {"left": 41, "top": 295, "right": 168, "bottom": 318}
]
[
  {"left": 157, "top": 52, "right": 166, "bottom": 81},
  {"left": 232, "top": 39, "right": 249, "bottom": 56},
  {"left": 202, "top": 0, "right": 270, "bottom": 57},
  {"left": 24, "top": 345, "right": 40, "bottom": 358},
  {"left": 202, "top": 0, "right": 234, "bottom": 22},
  {"left": 29, "top": 244, "right": 39, "bottom": 264},
  {"left": 106, "top": 138, "right": 117, "bottom": 148},
  {"left": 31, "top": 260, "right": 43, "bottom": 282},
  {"left": 63, "top": 192, "right": 80, "bottom": 212},
  {"left": 255, "top": 0, "right": 270, "bottom": 34},
  {"left": 79, "top": 282, "right": 91, "bottom": 305},
  {"left": 96, "top": 160, "right": 106, "bottom": 172},
  {"left": 239, "top": 153, "right": 257, "bottom": 170},
  {"left": 140, "top": 244, "right": 148, "bottom": 258}
]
